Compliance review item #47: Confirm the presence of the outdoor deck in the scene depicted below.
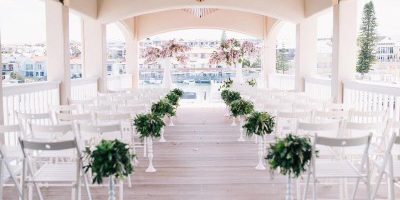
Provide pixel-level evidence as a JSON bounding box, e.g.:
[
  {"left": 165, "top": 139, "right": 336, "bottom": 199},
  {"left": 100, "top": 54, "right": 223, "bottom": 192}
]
[{"left": 3, "top": 106, "right": 391, "bottom": 200}]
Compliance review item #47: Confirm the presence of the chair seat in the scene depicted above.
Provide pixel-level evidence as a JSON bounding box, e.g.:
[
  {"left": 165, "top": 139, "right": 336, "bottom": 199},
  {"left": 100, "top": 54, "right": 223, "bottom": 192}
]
[
  {"left": 29, "top": 163, "right": 77, "bottom": 183},
  {"left": 315, "top": 160, "right": 364, "bottom": 178}
]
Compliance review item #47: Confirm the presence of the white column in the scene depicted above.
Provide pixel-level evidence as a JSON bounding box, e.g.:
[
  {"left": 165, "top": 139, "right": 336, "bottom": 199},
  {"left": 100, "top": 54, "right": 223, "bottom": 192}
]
[
  {"left": 123, "top": 18, "right": 139, "bottom": 89},
  {"left": 0, "top": 32, "right": 4, "bottom": 126},
  {"left": 46, "top": 0, "right": 71, "bottom": 105},
  {"left": 126, "top": 39, "right": 139, "bottom": 88},
  {"left": 262, "top": 17, "right": 278, "bottom": 89},
  {"left": 263, "top": 38, "right": 277, "bottom": 88},
  {"left": 295, "top": 17, "right": 318, "bottom": 92},
  {"left": 82, "top": 17, "right": 107, "bottom": 92},
  {"left": 331, "top": 0, "right": 358, "bottom": 103}
]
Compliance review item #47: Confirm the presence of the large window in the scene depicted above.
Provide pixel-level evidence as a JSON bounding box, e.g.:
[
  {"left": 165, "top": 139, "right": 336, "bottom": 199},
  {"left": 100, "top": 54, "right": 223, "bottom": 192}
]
[
  {"left": 0, "top": 0, "right": 46, "bottom": 84},
  {"left": 106, "top": 23, "right": 126, "bottom": 76}
]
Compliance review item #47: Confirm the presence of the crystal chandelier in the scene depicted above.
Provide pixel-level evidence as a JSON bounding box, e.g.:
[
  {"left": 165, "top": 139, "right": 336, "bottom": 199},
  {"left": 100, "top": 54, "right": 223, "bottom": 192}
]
[{"left": 183, "top": 8, "right": 218, "bottom": 18}]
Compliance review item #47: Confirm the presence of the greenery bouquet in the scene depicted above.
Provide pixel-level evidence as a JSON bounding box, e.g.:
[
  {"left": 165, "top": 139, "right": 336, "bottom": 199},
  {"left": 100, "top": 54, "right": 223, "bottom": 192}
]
[{"left": 266, "top": 134, "right": 313, "bottom": 200}]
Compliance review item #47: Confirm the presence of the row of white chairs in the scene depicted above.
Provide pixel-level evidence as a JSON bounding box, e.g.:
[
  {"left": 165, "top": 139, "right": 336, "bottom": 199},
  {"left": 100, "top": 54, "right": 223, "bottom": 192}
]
[
  {"left": 231, "top": 85, "right": 398, "bottom": 199},
  {"left": 0, "top": 88, "right": 169, "bottom": 199}
]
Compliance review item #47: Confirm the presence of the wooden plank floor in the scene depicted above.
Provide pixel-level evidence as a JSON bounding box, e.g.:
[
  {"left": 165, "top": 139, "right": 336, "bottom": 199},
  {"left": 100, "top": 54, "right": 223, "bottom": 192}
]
[{"left": 4, "top": 106, "right": 398, "bottom": 199}]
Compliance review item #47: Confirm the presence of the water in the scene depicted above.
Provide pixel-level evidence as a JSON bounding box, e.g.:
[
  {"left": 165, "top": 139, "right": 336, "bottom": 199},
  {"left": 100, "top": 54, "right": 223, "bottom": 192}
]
[{"left": 141, "top": 82, "right": 223, "bottom": 104}]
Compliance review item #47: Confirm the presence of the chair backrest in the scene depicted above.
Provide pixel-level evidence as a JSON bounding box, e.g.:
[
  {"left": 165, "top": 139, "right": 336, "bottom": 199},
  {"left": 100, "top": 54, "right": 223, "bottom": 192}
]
[
  {"left": 86, "top": 105, "right": 113, "bottom": 113},
  {"left": 324, "top": 103, "right": 349, "bottom": 111},
  {"left": 277, "top": 111, "right": 311, "bottom": 119},
  {"left": 19, "top": 138, "right": 79, "bottom": 157},
  {"left": 0, "top": 125, "right": 21, "bottom": 146},
  {"left": 341, "top": 121, "right": 383, "bottom": 138},
  {"left": 95, "top": 112, "right": 132, "bottom": 122},
  {"left": 16, "top": 112, "right": 53, "bottom": 138},
  {"left": 30, "top": 124, "right": 75, "bottom": 141},
  {"left": 313, "top": 110, "right": 348, "bottom": 121},
  {"left": 117, "top": 105, "right": 147, "bottom": 114},
  {"left": 314, "top": 134, "right": 372, "bottom": 147},
  {"left": 56, "top": 113, "right": 94, "bottom": 124},
  {"left": 78, "top": 124, "right": 123, "bottom": 142},
  {"left": 296, "top": 121, "right": 340, "bottom": 137}
]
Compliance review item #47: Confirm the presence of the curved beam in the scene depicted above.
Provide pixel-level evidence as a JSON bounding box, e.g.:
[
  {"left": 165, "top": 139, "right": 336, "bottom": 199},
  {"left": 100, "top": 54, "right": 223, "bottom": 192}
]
[
  {"left": 134, "top": 9, "right": 265, "bottom": 40},
  {"left": 98, "top": 0, "right": 305, "bottom": 23}
]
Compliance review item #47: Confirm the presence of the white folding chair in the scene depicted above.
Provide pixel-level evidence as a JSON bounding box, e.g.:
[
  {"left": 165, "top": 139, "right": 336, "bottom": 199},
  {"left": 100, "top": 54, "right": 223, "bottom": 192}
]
[
  {"left": 77, "top": 123, "right": 130, "bottom": 198},
  {"left": 313, "top": 110, "right": 349, "bottom": 122},
  {"left": 372, "top": 120, "right": 400, "bottom": 200},
  {"left": 0, "top": 125, "right": 23, "bottom": 199},
  {"left": 19, "top": 138, "right": 91, "bottom": 200},
  {"left": 49, "top": 104, "right": 81, "bottom": 123},
  {"left": 16, "top": 112, "right": 53, "bottom": 140},
  {"left": 276, "top": 111, "right": 312, "bottom": 136},
  {"left": 303, "top": 134, "right": 373, "bottom": 200}
]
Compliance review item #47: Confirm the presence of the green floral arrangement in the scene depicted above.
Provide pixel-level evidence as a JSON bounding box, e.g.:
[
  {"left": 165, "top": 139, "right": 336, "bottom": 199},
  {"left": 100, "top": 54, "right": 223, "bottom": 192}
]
[
  {"left": 230, "top": 99, "right": 254, "bottom": 117},
  {"left": 151, "top": 99, "right": 176, "bottom": 117},
  {"left": 266, "top": 134, "right": 313, "bottom": 178},
  {"left": 171, "top": 88, "right": 184, "bottom": 98},
  {"left": 222, "top": 90, "right": 241, "bottom": 105},
  {"left": 165, "top": 93, "right": 180, "bottom": 107},
  {"left": 220, "top": 89, "right": 230, "bottom": 103},
  {"left": 243, "top": 111, "right": 275, "bottom": 137},
  {"left": 219, "top": 78, "right": 233, "bottom": 90},
  {"left": 247, "top": 79, "right": 256, "bottom": 87},
  {"left": 133, "top": 113, "right": 165, "bottom": 139},
  {"left": 84, "top": 139, "right": 135, "bottom": 184}
]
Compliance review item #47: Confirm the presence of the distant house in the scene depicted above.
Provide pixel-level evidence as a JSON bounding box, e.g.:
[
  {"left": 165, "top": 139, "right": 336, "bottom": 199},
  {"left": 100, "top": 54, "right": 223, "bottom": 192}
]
[
  {"left": 70, "top": 58, "right": 83, "bottom": 79},
  {"left": 18, "top": 56, "right": 47, "bottom": 79},
  {"left": 376, "top": 37, "right": 400, "bottom": 62}
]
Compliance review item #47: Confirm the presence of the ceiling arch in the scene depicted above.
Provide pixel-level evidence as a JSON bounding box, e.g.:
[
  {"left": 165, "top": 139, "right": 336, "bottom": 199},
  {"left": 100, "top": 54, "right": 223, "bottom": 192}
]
[{"left": 131, "top": 9, "right": 267, "bottom": 40}]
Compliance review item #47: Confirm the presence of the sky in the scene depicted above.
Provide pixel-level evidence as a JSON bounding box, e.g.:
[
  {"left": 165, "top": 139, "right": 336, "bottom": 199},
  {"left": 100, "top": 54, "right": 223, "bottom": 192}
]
[{"left": 1, "top": 0, "right": 400, "bottom": 46}]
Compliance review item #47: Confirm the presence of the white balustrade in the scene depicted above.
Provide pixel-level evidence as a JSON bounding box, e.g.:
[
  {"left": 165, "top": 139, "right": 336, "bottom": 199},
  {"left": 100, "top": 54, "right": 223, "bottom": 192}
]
[
  {"left": 268, "top": 74, "right": 295, "bottom": 91},
  {"left": 304, "top": 76, "right": 331, "bottom": 101},
  {"left": 2, "top": 81, "right": 60, "bottom": 144},
  {"left": 71, "top": 77, "right": 98, "bottom": 101},
  {"left": 107, "top": 74, "right": 133, "bottom": 91},
  {"left": 344, "top": 80, "right": 400, "bottom": 120}
]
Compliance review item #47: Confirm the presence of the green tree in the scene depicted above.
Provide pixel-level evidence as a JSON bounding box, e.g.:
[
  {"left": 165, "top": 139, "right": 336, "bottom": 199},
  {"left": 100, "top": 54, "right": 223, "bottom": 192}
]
[
  {"left": 241, "top": 59, "right": 251, "bottom": 68},
  {"left": 276, "top": 48, "right": 290, "bottom": 74},
  {"left": 356, "top": 1, "right": 378, "bottom": 75}
]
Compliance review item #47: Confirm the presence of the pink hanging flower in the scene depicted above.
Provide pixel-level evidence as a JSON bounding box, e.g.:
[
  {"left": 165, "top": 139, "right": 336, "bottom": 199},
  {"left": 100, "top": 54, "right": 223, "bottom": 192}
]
[{"left": 143, "top": 40, "right": 191, "bottom": 65}]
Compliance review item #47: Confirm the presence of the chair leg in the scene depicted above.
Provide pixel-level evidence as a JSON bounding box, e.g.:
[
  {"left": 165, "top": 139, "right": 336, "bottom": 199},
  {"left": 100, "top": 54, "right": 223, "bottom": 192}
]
[
  {"left": 312, "top": 173, "right": 316, "bottom": 200},
  {"left": 351, "top": 178, "right": 361, "bottom": 200},
  {"left": 0, "top": 160, "right": 4, "bottom": 199},
  {"left": 4, "top": 160, "right": 23, "bottom": 198}
]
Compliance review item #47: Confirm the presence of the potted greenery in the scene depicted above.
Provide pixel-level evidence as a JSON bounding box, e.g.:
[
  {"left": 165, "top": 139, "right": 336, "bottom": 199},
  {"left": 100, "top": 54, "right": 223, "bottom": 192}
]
[
  {"left": 230, "top": 99, "right": 254, "bottom": 141},
  {"left": 171, "top": 88, "right": 184, "bottom": 98},
  {"left": 134, "top": 113, "right": 165, "bottom": 172},
  {"left": 218, "top": 78, "right": 233, "bottom": 91},
  {"left": 266, "top": 134, "right": 313, "bottom": 200},
  {"left": 151, "top": 98, "right": 176, "bottom": 129},
  {"left": 243, "top": 111, "right": 275, "bottom": 170},
  {"left": 165, "top": 92, "right": 180, "bottom": 126},
  {"left": 165, "top": 92, "right": 180, "bottom": 107},
  {"left": 84, "top": 139, "right": 135, "bottom": 200},
  {"left": 222, "top": 90, "right": 242, "bottom": 125},
  {"left": 247, "top": 79, "right": 256, "bottom": 87}
]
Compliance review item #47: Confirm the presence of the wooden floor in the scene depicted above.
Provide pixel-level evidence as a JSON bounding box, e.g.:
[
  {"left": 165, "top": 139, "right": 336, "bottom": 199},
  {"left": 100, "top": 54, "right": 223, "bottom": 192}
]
[{"left": 4, "top": 106, "right": 398, "bottom": 199}]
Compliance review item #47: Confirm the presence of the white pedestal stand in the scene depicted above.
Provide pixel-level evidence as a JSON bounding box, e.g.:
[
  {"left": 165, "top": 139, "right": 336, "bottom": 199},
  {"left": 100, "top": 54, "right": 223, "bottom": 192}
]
[
  {"left": 255, "top": 135, "right": 266, "bottom": 170},
  {"left": 145, "top": 137, "right": 156, "bottom": 172}
]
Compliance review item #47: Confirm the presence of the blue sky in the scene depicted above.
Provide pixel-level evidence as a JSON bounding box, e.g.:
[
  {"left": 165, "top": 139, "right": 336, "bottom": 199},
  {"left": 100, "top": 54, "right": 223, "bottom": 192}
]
[{"left": 1, "top": 0, "right": 400, "bottom": 47}]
